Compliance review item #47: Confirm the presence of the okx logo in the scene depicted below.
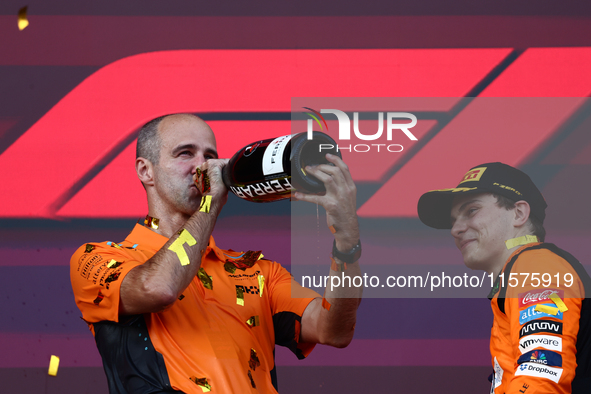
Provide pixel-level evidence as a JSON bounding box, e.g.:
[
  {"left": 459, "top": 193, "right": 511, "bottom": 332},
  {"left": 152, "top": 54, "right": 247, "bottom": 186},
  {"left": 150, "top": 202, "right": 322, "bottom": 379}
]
[{"left": 304, "top": 107, "right": 418, "bottom": 153}]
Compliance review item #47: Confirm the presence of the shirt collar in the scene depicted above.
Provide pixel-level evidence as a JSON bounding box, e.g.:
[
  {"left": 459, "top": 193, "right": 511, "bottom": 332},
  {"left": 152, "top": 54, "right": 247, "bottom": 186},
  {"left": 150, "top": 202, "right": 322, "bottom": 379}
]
[{"left": 125, "top": 223, "right": 224, "bottom": 260}]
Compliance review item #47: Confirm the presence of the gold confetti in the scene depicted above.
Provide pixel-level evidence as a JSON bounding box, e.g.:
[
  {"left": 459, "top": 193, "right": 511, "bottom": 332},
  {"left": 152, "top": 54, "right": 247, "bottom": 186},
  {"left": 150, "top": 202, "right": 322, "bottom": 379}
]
[
  {"left": 535, "top": 304, "right": 559, "bottom": 315},
  {"left": 18, "top": 6, "right": 29, "bottom": 31},
  {"left": 107, "top": 242, "right": 122, "bottom": 249},
  {"left": 168, "top": 229, "right": 197, "bottom": 266},
  {"left": 178, "top": 294, "right": 185, "bottom": 301},
  {"left": 236, "top": 286, "right": 245, "bottom": 306},
  {"left": 549, "top": 293, "right": 568, "bottom": 312},
  {"left": 199, "top": 195, "right": 212, "bottom": 213},
  {"left": 246, "top": 316, "right": 260, "bottom": 327},
  {"left": 248, "top": 370, "right": 256, "bottom": 388},
  {"left": 85, "top": 244, "right": 95, "bottom": 253},
  {"left": 322, "top": 298, "right": 331, "bottom": 311},
  {"left": 144, "top": 215, "right": 159, "bottom": 229},
  {"left": 198, "top": 268, "right": 213, "bottom": 290},
  {"left": 189, "top": 376, "right": 211, "bottom": 392},
  {"left": 225, "top": 250, "right": 263, "bottom": 271},
  {"left": 93, "top": 290, "right": 104, "bottom": 305},
  {"left": 105, "top": 271, "right": 121, "bottom": 284},
  {"left": 48, "top": 355, "right": 59, "bottom": 376},
  {"left": 249, "top": 348, "right": 261, "bottom": 371},
  {"left": 224, "top": 262, "right": 237, "bottom": 274},
  {"left": 195, "top": 167, "right": 211, "bottom": 194},
  {"left": 107, "top": 259, "right": 118, "bottom": 268},
  {"left": 258, "top": 275, "right": 265, "bottom": 297}
]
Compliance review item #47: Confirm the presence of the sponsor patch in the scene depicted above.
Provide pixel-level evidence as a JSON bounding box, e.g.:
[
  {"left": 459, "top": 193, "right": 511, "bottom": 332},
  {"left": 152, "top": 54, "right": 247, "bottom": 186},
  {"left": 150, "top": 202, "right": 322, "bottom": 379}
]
[
  {"left": 519, "top": 303, "right": 563, "bottom": 325},
  {"left": 520, "top": 319, "right": 563, "bottom": 338},
  {"left": 491, "top": 356, "right": 503, "bottom": 392},
  {"left": 519, "top": 335, "right": 562, "bottom": 354},
  {"left": 517, "top": 350, "right": 562, "bottom": 367},
  {"left": 519, "top": 289, "right": 564, "bottom": 308},
  {"left": 514, "top": 363, "right": 563, "bottom": 383},
  {"left": 459, "top": 167, "right": 487, "bottom": 184}
]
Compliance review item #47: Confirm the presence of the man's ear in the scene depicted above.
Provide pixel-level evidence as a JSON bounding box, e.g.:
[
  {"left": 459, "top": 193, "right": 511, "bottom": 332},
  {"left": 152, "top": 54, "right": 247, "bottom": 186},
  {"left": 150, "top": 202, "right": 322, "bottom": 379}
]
[
  {"left": 513, "top": 200, "right": 531, "bottom": 228},
  {"left": 136, "top": 157, "right": 155, "bottom": 187}
]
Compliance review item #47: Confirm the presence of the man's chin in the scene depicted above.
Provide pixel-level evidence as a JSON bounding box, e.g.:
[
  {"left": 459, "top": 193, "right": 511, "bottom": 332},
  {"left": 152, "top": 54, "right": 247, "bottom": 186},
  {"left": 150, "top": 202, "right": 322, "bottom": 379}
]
[{"left": 462, "top": 256, "right": 488, "bottom": 272}]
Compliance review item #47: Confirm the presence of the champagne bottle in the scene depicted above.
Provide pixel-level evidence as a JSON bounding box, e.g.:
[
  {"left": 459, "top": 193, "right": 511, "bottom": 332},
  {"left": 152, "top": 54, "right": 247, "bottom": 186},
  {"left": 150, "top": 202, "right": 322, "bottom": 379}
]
[{"left": 222, "top": 131, "right": 341, "bottom": 203}]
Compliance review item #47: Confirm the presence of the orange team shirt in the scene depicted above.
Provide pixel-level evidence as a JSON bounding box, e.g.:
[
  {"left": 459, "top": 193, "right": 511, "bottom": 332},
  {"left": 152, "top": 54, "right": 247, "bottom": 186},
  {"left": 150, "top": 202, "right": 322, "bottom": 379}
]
[
  {"left": 489, "top": 243, "right": 591, "bottom": 394},
  {"left": 70, "top": 223, "right": 320, "bottom": 393}
]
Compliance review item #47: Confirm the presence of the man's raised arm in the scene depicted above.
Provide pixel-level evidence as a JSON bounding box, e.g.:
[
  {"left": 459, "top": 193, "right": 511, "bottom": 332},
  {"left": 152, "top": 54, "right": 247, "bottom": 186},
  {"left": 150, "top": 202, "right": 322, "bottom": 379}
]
[{"left": 294, "top": 153, "right": 363, "bottom": 348}]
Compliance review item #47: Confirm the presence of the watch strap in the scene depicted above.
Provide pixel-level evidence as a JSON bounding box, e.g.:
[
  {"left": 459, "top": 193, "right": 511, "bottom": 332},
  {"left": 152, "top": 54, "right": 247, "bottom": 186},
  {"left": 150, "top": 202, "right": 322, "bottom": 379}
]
[{"left": 332, "top": 239, "right": 361, "bottom": 264}]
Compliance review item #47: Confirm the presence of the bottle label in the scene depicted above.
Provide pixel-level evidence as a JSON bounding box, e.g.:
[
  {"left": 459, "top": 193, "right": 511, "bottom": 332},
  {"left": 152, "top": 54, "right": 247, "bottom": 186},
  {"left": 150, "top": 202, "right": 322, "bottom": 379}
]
[
  {"left": 230, "top": 177, "right": 293, "bottom": 200},
  {"left": 262, "top": 135, "right": 292, "bottom": 176}
]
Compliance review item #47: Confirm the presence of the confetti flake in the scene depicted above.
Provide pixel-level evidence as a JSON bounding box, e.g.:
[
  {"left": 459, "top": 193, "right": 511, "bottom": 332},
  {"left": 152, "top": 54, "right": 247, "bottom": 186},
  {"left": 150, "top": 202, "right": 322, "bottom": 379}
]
[
  {"left": 322, "top": 298, "right": 331, "bottom": 311},
  {"left": 18, "top": 6, "right": 29, "bottom": 31},
  {"left": 199, "top": 195, "right": 212, "bottom": 213},
  {"left": 48, "top": 355, "right": 59, "bottom": 376},
  {"left": 535, "top": 304, "right": 559, "bottom": 315},
  {"left": 189, "top": 376, "right": 211, "bottom": 392},
  {"left": 224, "top": 262, "right": 237, "bottom": 274},
  {"left": 198, "top": 268, "right": 213, "bottom": 290},
  {"left": 249, "top": 348, "right": 260, "bottom": 371},
  {"left": 144, "top": 215, "right": 159, "bottom": 229},
  {"left": 85, "top": 244, "right": 95, "bottom": 253},
  {"left": 236, "top": 286, "right": 245, "bottom": 306},
  {"left": 195, "top": 167, "right": 211, "bottom": 194},
  {"left": 93, "top": 290, "right": 104, "bottom": 305},
  {"left": 107, "top": 259, "right": 121, "bottom": 269},
  {"left": 246, "top": 316, "right": 260, "bottom": 327},
  {"left": 258, "top": 275, "right": 265, "bottom": 297},
  {"left": 168, "top": 229, "right": 197, "bottom": 266},
  {"left": 248, "top": 370, "right": 256, "bottom": 388},
  {"left": 549, "top": 293, "right": 568, "bottom": 312},
  {"left": 105, "top": 271, "right": 121, "bottom": 284},
  {"left": 225, "top": 250, "right": 263, "bottom": 271}
]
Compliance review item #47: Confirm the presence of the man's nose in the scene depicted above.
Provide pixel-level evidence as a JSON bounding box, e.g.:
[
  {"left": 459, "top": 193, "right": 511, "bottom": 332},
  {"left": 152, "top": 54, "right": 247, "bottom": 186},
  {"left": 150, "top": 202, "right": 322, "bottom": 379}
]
[
  {"left": 191, "top": 155, "right": 208, "bottom": 172},
  {"left": 451, "top": 218, "right": 466, "bottom": 238}
]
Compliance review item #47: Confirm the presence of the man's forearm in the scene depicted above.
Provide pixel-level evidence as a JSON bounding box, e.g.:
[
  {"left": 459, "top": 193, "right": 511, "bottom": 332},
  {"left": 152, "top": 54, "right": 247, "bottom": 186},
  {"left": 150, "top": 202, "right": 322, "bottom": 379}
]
[
  {"left": 119, "top": 201, "right": 222, "bottom": 314},
  {"left": 317, "top": 260, "right": 363, "bottom": 348}
]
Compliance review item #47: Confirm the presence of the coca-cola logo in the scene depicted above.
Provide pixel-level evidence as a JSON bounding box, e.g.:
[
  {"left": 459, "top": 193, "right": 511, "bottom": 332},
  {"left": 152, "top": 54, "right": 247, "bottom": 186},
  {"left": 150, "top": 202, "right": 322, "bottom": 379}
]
[{"left": 518, "top": 289, "right": 564, "bottom": 308}]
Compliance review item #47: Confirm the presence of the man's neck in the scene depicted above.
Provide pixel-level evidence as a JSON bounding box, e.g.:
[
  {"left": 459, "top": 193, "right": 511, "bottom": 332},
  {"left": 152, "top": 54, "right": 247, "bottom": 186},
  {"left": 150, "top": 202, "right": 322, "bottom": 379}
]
[
  {"left": 146, "top": 209, "right": 191, "bottom": 238},
  {"left": 490, "top": 232, "right": 540, "bottom": 278}
]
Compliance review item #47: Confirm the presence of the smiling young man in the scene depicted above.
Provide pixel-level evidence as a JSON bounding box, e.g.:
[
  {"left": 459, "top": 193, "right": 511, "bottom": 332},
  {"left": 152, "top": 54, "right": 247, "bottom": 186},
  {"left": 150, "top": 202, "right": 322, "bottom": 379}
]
[
  {"left": 417, "top": 162, "right": 591, "bottom": 393},
  {"left": 70, "top": 113, "right": 362, "bottom": 393}
]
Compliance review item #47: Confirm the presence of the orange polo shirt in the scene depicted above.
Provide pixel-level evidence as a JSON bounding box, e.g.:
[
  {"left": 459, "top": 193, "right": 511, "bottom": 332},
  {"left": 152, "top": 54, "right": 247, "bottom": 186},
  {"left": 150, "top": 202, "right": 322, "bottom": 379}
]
[{"left": 71, "top": 224, "right": 319, "bottom": 393}]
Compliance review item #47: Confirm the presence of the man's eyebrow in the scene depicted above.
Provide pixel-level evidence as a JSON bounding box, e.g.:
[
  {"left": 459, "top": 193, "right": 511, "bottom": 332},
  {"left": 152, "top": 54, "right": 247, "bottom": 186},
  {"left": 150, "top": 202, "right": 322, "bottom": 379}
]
[
  {"left": 171, "top": 144, "right": 218, "bottom": 159},
  {"left": 206, "top": 148, "right": 219, "bottom": 159}
]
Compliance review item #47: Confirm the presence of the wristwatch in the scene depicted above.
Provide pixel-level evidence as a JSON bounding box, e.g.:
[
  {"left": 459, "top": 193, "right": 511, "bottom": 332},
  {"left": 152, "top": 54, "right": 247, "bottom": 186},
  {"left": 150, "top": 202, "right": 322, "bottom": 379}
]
[{"left": 332, "top": 239, "right": 362, "bottom": 264}]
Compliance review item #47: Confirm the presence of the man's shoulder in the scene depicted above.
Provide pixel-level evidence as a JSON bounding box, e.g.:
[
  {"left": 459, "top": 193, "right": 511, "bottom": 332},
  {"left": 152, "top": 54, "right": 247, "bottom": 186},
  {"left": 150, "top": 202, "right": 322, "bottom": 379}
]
[
  {"left": 514, "top": 242, "right": 573, "bottom": 264},
  {"left": 70, "top": 239, "right": 142, "bottom": 271}
]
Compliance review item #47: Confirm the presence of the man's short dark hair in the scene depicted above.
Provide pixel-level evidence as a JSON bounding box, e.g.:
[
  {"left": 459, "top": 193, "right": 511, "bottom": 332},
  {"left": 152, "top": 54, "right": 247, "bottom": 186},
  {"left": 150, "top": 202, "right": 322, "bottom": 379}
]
[
  {"left": 137, "top": 115, "right": 169, "bottom": 165},
  {"left": 493, "top": 194, "right": 546, "bottom": 242}
]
